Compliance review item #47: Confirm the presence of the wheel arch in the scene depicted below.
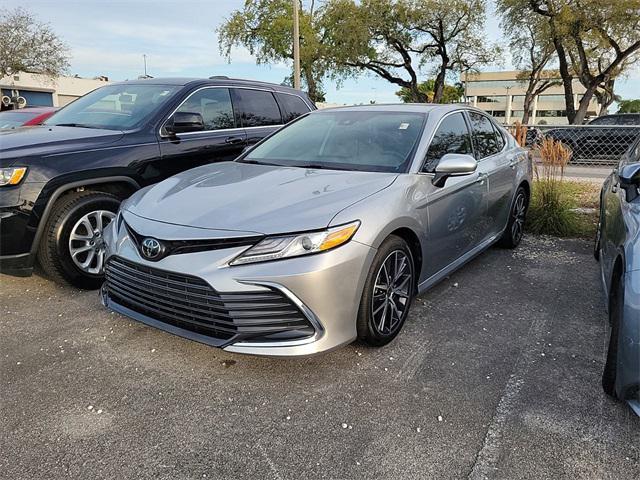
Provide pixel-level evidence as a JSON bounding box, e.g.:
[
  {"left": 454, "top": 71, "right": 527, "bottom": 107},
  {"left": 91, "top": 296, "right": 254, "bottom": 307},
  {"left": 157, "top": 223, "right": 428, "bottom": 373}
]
[
  {"left": 388, "top": 227, "right": 423, "bottom": 294},
  {"left": 29, "top": 176, "right": 141, "bottom": 258}
]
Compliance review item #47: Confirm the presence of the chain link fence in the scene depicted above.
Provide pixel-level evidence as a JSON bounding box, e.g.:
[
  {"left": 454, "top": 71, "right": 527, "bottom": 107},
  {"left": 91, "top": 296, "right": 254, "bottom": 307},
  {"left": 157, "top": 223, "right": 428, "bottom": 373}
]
[{"left": 515, "top": 125, "right": 640, "bottom": 166}]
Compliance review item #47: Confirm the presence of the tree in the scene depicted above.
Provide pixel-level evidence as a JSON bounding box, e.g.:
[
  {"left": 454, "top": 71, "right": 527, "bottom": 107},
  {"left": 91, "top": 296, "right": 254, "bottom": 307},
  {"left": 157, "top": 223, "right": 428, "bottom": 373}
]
[
  {"left": 618, "top": 99, "right": 640, "bottom": 113},
  {"left": 218, "top": 0, "right": 328, "bottom": 102},
  {"left": 396, "top": 79, "right": 464, "bottom": 103},
  {"left": 320, "top": 0, "right": 499, "bottom": 103},
  {"left": 412, "top": 0, "right": 501, "bottom": 103},
  {"left": 510, "top": 0, "right": 640, "bottom": 124},
  {"left": 498, "top": 1, "right": 561, "bottom": 124},
  {"left": 0, "top": 8, "right": 70, "bottom": 79}
]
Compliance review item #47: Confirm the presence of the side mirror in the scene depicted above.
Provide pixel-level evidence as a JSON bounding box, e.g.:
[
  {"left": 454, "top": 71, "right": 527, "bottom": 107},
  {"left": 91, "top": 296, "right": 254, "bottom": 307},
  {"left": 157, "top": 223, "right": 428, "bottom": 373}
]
[
  {"left": 432, "top": 153, "right": 478, "bottom": 188},
  {"left": 619, "top": 163, "right": 640, "bottom": 202},
  {"left": 165, "top": 112, "right": 204, "bottom": 135}
]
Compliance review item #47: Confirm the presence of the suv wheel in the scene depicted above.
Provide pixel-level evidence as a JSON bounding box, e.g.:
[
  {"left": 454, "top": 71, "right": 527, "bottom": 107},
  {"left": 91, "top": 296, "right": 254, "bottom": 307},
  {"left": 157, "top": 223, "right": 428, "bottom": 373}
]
[
  {"left": 357, "top": 236, "right": 415, "bottom": 347},
  {"left": 38, "top": 191, "right": 120, "bottom": 289}
]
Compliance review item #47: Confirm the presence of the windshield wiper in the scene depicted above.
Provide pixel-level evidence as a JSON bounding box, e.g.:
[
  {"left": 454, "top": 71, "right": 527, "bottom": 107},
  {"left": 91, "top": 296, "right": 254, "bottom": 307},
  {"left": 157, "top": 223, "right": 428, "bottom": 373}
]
[
  {"left": 236, "top": 159, "right": 283, "bottom": 167},
  {"left": 297, "top": 163, "right": 350, "bottom": 171},
  {"left": 52, "top": 123, "right": 97, "bottom": 128}
]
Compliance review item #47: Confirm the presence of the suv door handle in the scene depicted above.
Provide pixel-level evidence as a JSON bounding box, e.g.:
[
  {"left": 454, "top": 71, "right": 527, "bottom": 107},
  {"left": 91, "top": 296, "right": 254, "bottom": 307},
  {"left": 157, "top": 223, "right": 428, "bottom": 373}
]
[{"left": 225, "top": 136, "right": 243, "bottom": 144}]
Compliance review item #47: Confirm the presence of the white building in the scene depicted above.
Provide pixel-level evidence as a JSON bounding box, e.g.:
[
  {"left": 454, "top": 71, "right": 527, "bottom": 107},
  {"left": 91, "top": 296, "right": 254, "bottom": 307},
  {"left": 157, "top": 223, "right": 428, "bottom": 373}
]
[
  {"left": 462, "top": 70, "right": 599, "bottom": 125},
  {"left": 0, "top": 72, "right": 110, "bottom": 109}
]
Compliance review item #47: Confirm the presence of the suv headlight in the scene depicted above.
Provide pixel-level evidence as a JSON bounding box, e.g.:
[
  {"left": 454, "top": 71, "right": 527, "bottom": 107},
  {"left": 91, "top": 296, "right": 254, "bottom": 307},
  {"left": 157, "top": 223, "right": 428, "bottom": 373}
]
[
  {"left": 0, "top": 167, "right": 27, "bottom": 186},
  {"left": 230, "top": 221, "right": 360, "bottom": 265}
]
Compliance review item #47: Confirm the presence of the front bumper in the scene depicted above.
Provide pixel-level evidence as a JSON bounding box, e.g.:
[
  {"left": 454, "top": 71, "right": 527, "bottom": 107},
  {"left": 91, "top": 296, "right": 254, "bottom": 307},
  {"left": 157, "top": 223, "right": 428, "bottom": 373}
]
[
  {"left": 0, "top": 207, "right": 34, "bottom": 276},
  {"left": 101, "top": 218, "right": 376, "bottom": 356}
]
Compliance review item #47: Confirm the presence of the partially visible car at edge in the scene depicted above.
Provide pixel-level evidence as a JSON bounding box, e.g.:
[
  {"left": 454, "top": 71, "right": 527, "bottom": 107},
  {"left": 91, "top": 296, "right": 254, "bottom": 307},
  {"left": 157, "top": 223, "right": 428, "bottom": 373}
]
[
  {"left": 100, "top": 104, "right": 532, "bottom": 357},
  {"left": 595, "top": 136, "right": 640, "bottom": 415},
  {"left": 0, "top": 77, "right": 315, "bottom": 288},
  {"left": 0, "top": 107, "right": 58, "bottom": 129}
]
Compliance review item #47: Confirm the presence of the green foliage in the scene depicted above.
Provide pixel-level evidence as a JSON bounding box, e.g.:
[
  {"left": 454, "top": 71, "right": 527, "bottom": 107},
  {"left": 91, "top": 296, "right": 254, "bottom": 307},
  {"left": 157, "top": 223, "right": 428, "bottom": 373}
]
[
  {"left": 0, "top": 7, "right": 70, "bottom": 79},
  {"left": 527, "top": 182, "right": 580, "bottom": 237},
  {"left": 396, "top": 80, "right": 463, "bottom": 103},
  {"left": 218, "top": 0, "right": 327, "bottom": 102},
  {"left": 618, "top": 99, "right": 640, "bottom": 113}
]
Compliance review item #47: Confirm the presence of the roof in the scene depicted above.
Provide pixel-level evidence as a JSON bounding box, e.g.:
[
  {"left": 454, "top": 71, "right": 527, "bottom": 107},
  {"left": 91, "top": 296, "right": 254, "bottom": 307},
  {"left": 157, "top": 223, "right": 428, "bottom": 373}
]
[
  {"left": 109, "top": 77, "right": 304, "bottom": 95},
  {"left": 314, "top": 103, "right": 474, "bottom": 113}
]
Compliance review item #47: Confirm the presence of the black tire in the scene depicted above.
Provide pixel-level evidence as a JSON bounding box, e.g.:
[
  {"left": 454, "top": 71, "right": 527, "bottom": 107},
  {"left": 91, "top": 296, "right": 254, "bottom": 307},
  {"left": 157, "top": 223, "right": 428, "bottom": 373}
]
[
  {"left": 357, "top": 235, "right": 415, "bottom": 347},
  {"left": 602, "top": 273, "right": 623, "bottom": 398},
  {"left": 37, "top": 191, "right": 120, "bottom": 289},
  {"left": 497, "top": 186, "right": 528, "bottom": 249},
  {"left": 594, "top": 215, "right": 602, "bottom": 261}
]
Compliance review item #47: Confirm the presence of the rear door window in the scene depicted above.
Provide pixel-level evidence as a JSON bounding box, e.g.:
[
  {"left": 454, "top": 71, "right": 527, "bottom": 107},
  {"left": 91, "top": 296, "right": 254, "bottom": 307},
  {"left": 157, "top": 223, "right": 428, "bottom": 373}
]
[
  {"left": 176, "top": 88, "right": 235, "bottom": 130},
  {"left": 231, "top": 88, "right": 282, "bottom": 127},
  {"left": 469, "top": 112, "right": 501, "bottom": 159},
  {"left": 423, "top": 112, "right": 473, "bottom": 172},
  {"left": 275, "top": 93, "right": 311, "bottom": 123}
]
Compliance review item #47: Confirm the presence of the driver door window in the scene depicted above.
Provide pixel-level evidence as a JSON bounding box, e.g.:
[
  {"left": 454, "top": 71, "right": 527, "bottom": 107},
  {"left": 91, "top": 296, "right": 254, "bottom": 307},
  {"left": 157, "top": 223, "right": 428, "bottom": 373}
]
[
  {"left": 423, "top": 112, "right": 473, "bottom": 172},
  {"left": 176, "top": 88, "right": 235, "bottom": 131}
]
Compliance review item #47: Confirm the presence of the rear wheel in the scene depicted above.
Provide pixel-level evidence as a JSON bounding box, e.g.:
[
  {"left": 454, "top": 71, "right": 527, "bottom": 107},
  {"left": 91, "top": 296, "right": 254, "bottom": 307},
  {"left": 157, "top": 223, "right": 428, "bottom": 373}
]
[
  {"left": 497, "top": 186, "right": 528, "bottom": 249},
  {"left": 602, "top": 272, "right": 623, "bottom": 398},
  {"left": 38, "top": 191, "right": 119, "bottom": 289},
  {"left": 357, "top": 236, "right": 415, "bottom": 347}
]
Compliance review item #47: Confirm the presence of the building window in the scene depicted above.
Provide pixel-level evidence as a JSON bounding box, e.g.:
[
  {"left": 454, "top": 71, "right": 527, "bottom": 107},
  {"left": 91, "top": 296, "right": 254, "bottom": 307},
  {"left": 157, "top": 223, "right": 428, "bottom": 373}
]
[{"left": 477, "top": 96, "right": 500, "bottom": 103}]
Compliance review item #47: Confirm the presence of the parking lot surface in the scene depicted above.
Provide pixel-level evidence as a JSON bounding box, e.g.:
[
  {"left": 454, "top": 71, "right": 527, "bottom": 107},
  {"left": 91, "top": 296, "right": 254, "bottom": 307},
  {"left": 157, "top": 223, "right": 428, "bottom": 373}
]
[{"left": 1, "top": 236, "right": 639, "bottom": 480}]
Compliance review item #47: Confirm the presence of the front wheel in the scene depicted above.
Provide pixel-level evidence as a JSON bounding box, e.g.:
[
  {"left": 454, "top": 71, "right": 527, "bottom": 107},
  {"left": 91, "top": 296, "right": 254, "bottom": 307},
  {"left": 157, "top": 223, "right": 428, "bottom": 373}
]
[
  {"left": 38, "top": 191, "right": 120, "bottom": 289},
  {"left": 357, "top": 236, "right": 415, "bottom": 347},
  {"left": 497, "top": 186, "right": 528, "bottom": 249}
]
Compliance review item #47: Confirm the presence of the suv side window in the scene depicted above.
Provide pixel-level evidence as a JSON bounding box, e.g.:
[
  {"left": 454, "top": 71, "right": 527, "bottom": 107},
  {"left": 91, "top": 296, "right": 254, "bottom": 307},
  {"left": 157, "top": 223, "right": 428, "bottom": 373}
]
[
  {"left": 493, "top": 123, "right": 505, "bottom": 150},
  {"left": 176, "top": 88, "right": 235, "bottom": 130},
  {"left": 469, "top": 112, "right": 500, "bottom": 159},
  {"left": 276, "top": 93, "right": 311, "bottom": 123},
  {"left": 231, "top": 88, "right": 282, "bottom": 127},
  {"left": 423, "top": 112, "right": 473, "bottom": 172}
]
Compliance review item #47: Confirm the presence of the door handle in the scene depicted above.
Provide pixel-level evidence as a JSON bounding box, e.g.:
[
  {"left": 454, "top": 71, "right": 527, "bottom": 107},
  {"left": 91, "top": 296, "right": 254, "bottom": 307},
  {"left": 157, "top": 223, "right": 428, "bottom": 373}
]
[
  {"left": 509, "top": 159, "right": 519, "bottom": 168},
  {"left": 612, "top": 182, "right": 619, "bottom": 193},
  {"left": 225, "top": 136, "right": 243, "bottom": 144}
]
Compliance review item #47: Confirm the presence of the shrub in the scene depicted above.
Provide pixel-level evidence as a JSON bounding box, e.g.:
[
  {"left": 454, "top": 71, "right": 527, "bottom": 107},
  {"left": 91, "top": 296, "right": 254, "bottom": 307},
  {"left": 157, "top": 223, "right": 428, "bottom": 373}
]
[{"left": 527, "top": 138, "right": 580, "bottom": 236}]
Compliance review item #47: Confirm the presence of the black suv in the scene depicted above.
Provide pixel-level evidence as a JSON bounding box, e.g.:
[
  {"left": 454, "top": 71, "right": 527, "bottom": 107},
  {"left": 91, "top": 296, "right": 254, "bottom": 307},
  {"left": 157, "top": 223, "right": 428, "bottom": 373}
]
[{"left": 0, "top": 77, "right": 315, "bottom": 288}]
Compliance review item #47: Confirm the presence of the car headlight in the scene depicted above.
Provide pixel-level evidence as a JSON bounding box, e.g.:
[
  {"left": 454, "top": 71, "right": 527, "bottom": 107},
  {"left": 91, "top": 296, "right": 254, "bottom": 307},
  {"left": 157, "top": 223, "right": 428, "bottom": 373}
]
[
  {"left": 230, "top": 220, "right": 360, "bottom": 265},
  {"left": 0, "top": 167, "right": 27, "bottom": 186}
]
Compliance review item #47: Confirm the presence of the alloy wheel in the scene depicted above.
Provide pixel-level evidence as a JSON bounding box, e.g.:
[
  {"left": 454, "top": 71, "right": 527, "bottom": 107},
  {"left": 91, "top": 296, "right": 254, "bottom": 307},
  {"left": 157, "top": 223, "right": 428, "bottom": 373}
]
[
  {"left": 371, "top": 250, "right": 414, "bottom": 336},
  {"left": 68, "top": 210, "right": 115, "bottom": 275},
  {"left": 511, "top": 192, "right": 526, "bottom": 244}
]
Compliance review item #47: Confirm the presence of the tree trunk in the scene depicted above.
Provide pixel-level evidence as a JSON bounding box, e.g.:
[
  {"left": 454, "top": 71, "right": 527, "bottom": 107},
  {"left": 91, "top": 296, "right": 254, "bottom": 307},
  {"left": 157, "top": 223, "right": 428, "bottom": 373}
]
[
  {"left": 553, "top": 37, "right": 577, "bottom": 124},
  {"left": 522, "top": 97, "right": 532, "bottom": 124},
  {"left": 574, "top": 85, "right": 597, "bottom": 124},
  {"left": 432, "top": 63, "right": 448, "bottom": 103}
]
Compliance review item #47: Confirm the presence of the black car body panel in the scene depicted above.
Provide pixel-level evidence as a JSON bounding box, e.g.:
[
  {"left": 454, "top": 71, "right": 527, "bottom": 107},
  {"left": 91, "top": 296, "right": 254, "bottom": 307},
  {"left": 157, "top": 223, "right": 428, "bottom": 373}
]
[{"left": 0, "top": 77, "right": 315, "bottom": 276}]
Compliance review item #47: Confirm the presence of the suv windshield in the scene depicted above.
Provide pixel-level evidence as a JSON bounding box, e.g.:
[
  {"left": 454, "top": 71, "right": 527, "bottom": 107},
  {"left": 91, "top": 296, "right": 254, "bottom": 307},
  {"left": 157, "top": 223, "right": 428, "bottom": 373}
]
[
  {"left": 45, "top": 84, "right": 179, "bottom": 130},
  {"left": 242, "top": 110, "right": 426, "bottom": 173}
]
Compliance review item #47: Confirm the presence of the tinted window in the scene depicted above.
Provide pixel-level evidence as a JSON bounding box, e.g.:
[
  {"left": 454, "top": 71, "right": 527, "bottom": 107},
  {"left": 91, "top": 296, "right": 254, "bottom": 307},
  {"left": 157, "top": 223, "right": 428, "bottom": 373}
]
[
  {"left": 276, "top": 93, "right": 311, "bottom": 123},
  {"left": 244, "top": 111, "right": 425, "bottom": 173},
  {"left": 620, "top": 115, "right": 640, "bottom": 125},
  {"left": 232, "top": 88, "right": 282, "bottom": 127},
  {"left": 423, "top": 112, "right": 472, "bottom": 172},
  {"left": 494, "top": 124, "right": 505, "bottom": 150},
  {"left": 469, "top": 112, "right": 500, "bottom": 159},
  {"left": 176, "top": 88, "right": 235, "bottom": 130},
  {"left": 590, "top": 116, "right": 616, "bottom": 125}
]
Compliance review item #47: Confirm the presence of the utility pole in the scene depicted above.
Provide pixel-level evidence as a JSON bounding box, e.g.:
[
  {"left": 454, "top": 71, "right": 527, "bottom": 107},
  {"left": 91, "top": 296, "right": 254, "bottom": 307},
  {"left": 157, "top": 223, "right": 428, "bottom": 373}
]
[
  {"left": 292, "top": 0, "right": 301, "bottom": 90},
  {"left": 143, "top": 54, "right": 148, "bottom": 77}
]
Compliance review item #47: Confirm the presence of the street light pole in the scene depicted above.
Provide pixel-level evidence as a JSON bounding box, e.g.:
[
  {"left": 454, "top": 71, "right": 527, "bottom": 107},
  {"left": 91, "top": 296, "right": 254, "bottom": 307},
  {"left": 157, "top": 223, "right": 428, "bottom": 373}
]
[{"left": 292, "top": 0, "right": 301, "bottom": 90}]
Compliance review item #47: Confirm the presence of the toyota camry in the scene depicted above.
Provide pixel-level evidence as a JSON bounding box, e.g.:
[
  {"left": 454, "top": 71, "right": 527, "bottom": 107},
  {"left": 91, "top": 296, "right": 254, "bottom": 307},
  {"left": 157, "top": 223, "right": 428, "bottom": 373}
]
[{"left": 101, "top": 105, "right": 532, "bottom": 356}]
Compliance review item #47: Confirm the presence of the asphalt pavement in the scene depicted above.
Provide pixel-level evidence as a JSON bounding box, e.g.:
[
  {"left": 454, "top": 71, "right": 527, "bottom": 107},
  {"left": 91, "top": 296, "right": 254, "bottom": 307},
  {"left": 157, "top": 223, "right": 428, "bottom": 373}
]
[{"left": 1, "top": 235, "right": 639, "bottom": 479}]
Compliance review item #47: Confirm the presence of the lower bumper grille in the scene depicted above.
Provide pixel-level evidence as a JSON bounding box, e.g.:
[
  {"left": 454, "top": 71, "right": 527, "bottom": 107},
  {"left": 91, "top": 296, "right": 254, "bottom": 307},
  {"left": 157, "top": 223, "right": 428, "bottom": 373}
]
[{"left": 104, "top": 256, "right": 315, "bottom": 344}]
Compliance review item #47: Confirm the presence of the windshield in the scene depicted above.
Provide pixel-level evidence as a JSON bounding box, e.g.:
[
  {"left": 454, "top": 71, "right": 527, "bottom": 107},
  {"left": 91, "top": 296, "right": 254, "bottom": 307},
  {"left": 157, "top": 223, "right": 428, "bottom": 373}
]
[
  {"left": 0, "top": 111, "right": 39, "bottom": 129},
  {"left": 44, "top": 84, "right": 179, "bottom": 130},
  {"left": 243, "top": 110, "right": 426, "bottom": 173}
]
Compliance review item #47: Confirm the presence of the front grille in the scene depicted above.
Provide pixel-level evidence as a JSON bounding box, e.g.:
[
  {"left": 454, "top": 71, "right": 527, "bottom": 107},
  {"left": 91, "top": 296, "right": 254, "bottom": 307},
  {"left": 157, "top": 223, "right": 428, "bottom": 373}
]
[{"left": 104, "top": 256, "right": 314, "bottom": 343}]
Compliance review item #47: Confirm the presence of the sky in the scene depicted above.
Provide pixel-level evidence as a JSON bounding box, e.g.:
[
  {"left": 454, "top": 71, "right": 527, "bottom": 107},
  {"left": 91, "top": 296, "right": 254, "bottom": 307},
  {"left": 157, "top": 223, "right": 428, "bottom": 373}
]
[{"left": 8, "top": 0, "right": 640, "bottom": 105}]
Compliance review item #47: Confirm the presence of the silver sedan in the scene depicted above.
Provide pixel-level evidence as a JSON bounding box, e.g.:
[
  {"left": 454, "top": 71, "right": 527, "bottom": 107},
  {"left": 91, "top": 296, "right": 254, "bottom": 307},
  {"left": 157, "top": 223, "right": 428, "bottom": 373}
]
[{"left": 101, "top": 105, "right": 532, "bottom": 356}]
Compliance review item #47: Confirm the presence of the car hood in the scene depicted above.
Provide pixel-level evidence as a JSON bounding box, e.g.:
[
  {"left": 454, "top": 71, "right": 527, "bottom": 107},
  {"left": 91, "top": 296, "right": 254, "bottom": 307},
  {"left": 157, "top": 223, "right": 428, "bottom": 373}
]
[
  {"left": 0, "top": 125, "right": 124, "bottom": 165},
  {"left": 125, "top": 161, "right": 398, "bottom": 235}
]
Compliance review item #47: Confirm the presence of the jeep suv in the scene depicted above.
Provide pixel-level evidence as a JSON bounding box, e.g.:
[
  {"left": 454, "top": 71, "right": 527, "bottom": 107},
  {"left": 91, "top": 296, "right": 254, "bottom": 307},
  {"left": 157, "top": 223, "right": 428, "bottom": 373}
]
[{"left": 0, "top": 77, "right": 315, "bottom": 288}]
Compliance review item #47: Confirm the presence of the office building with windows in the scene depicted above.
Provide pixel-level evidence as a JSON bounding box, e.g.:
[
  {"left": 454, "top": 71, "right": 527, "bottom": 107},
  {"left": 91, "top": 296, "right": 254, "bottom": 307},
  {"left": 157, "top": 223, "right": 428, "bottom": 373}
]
[{"left": 462, "top": 71, "right": 599, "bottom": 125}]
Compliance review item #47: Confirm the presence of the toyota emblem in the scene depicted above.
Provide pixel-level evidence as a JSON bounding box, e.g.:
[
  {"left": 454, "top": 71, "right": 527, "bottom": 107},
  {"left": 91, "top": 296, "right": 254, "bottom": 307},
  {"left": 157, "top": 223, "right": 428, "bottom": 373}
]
[{"left": 141, "top": 237, "right": 162, "bottom": 260}]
